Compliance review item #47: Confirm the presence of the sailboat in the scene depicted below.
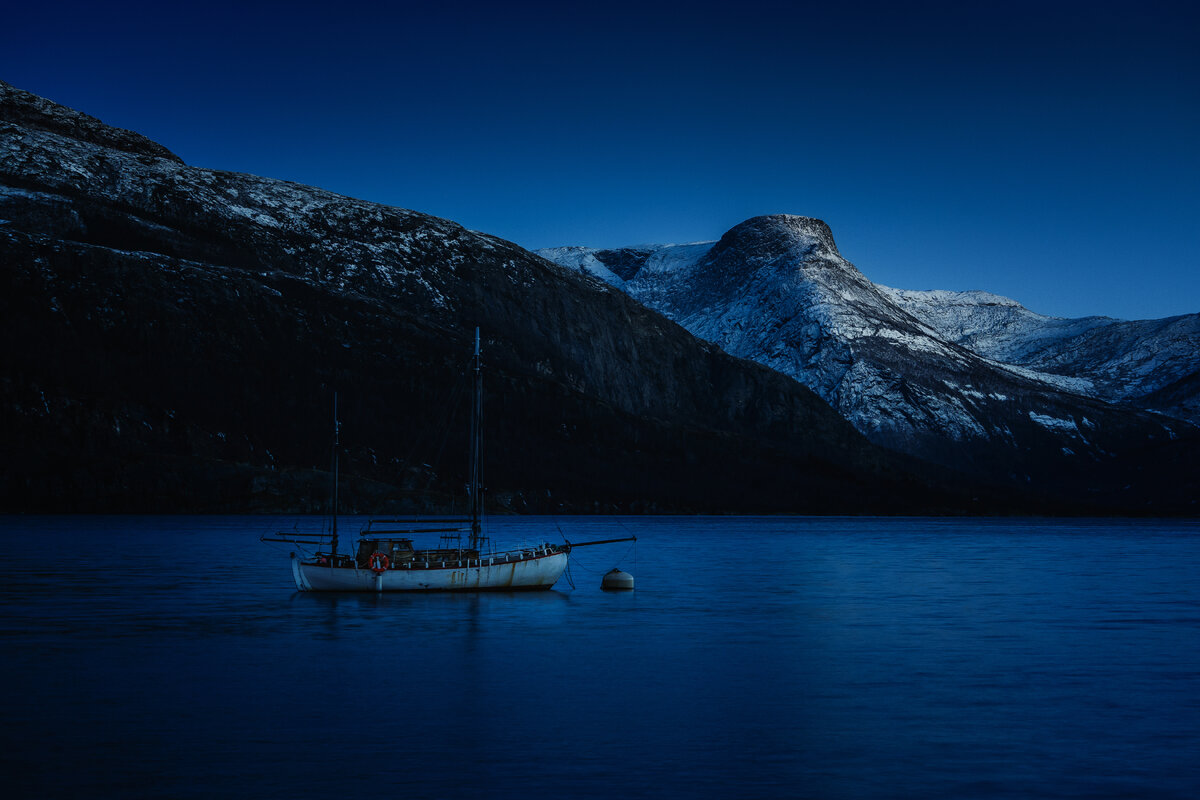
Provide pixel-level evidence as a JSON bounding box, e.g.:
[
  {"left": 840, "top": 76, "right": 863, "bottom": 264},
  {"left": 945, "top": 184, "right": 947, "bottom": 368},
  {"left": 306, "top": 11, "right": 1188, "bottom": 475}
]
[{"left": 264, "top": 329, "right": 633, "bottom": 592}]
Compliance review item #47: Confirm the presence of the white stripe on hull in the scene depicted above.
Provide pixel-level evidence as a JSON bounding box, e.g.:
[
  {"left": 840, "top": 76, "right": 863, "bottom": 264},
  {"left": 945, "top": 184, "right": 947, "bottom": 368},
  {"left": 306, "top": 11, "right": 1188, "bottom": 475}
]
[{"left": 291, "top": 552, "right": 568, "bottom": 592}]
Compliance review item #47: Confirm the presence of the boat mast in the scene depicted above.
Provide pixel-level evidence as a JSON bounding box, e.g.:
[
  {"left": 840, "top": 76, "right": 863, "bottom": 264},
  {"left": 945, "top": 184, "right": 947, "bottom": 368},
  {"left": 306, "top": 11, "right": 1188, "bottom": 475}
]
[
  {"left": 331, "top": 391, "right": 340, "bottom": 558},
  {"left": 469, "top": 328, "right": 483, "bottom": 551}
]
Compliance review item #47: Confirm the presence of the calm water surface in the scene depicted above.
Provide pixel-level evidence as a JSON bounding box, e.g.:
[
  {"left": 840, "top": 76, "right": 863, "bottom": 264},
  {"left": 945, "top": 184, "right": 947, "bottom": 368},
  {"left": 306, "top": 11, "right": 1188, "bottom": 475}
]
[{"left": 1, "top": 516, "right": 1198, "bottom": 799}]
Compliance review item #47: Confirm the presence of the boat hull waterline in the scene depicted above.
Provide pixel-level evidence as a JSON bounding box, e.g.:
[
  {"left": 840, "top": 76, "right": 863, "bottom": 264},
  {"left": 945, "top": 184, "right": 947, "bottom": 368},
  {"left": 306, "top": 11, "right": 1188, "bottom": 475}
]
[{"left": 291, "top": 551, "right": 568, "bottom": 592}]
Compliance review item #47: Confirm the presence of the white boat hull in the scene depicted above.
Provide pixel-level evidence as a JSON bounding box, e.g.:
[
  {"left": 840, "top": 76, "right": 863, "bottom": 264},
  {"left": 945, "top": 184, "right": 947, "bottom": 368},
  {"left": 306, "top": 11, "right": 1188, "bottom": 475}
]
[{"left": 291, "top": 551, "right": 568, "bottom": 592}]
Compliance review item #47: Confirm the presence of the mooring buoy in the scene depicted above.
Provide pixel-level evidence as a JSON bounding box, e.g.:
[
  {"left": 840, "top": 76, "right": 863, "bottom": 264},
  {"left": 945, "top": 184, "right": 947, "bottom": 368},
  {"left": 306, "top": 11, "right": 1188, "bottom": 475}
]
[{"left": 601, "top": 567, "right": 634, "bottom": 591}]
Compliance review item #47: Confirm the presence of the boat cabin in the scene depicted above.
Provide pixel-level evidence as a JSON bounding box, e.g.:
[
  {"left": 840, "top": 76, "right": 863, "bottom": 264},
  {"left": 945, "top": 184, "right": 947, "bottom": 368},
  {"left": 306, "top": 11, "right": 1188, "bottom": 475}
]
[{"left": 355, "top": 537, "right": 415, "bottom": 566}]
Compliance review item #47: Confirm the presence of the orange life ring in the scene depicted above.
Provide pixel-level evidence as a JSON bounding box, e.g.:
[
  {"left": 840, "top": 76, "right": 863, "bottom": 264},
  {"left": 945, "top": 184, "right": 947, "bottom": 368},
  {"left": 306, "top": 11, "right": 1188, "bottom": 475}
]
[{"left": 368, "top": 552, "right": 390, "bottom": 574}]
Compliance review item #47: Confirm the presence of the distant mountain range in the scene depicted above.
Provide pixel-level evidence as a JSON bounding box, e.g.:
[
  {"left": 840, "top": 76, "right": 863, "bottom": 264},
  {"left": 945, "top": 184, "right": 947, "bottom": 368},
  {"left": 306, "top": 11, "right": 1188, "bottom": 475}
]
[
  {"left": 538, "top": 216, "right": 1199, "bottom": 496},
  {"left": 2, "top": 79, "right": 1196, "bottom": 513},
  {"left": 879, "top": 286, "right": 1200, "bottom": 424}
]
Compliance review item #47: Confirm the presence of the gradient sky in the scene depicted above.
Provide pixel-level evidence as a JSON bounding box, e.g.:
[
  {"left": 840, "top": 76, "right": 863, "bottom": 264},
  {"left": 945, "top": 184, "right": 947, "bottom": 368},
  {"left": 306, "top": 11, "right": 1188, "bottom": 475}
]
[{"left": 4, "top": 0, "right": 1197, "bottom": 320}]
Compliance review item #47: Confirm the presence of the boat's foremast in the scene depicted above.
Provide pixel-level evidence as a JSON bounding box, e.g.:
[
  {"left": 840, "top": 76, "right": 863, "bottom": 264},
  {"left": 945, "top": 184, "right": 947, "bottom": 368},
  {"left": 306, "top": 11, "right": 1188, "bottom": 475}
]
[
  {"left": 331, "top": 391, "right": 340, "bottom": 559},
  {"left": 468, "top": 326, "right": 483, "bottom": 552}
]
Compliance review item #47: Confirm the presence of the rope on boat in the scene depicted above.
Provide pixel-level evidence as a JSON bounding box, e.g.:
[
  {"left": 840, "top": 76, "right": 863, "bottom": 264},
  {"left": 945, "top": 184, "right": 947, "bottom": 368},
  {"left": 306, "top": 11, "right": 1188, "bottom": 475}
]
[
  {"left": 615, "top": 518, "right": 639, "bottom": 573},
  {"left": 260, "top": 535, "right": 318, "bottom": 559},
  {"left": 565, "top": 534, "right": 638, "bottom": 574},
  {"left": 259, "top": 516, "right": 336, "bottom": 560},
  {"left": 616, "top": 539, "right": 637, "bottom": 571},
  {"left": 553, "top": 516, "right": 639, "bottom": 587}
]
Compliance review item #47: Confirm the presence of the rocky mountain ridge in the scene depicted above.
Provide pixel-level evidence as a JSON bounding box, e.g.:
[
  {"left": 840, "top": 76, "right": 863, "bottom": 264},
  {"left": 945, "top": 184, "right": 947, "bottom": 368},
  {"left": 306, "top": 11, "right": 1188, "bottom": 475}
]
[
  {"left": 538, "top": 216, "right": 1198, "bottom": 497},
  {"left": 878, "top": 286, "right": 1200, "bottom": 424}
]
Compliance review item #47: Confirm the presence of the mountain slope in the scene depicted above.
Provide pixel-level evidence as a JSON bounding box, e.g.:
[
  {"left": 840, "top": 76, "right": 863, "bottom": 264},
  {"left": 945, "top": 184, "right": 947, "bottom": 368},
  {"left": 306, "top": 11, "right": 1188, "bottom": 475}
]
[
  {"left": 1, "top": 80, "right": 973, "bottom": 514},
  {"left": 539, "top": 216, "right": 1197, "bottom": 502},
  {"left": 879, "top": 287, "right": 1200, "bottom": 424}
]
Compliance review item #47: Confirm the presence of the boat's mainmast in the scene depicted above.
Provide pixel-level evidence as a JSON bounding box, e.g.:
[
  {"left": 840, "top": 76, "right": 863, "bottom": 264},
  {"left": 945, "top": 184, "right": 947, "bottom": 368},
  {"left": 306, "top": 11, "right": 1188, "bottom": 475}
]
[
  {"left": 469, "top": 328, "right": 483, "bottom": 551},
  {"left": 331, "top": 391, "right": 340, "bottom": 558}
]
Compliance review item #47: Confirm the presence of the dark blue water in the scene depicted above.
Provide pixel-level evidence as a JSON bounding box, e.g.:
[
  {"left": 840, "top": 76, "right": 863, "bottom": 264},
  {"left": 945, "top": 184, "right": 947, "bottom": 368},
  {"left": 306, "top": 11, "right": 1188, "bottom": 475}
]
[{"left": 2, "top": 516, "right": 1198, "bottom": 799}]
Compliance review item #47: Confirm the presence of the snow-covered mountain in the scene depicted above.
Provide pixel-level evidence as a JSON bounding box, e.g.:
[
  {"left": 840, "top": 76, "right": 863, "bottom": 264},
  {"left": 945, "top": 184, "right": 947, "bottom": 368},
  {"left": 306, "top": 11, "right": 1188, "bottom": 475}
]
[
  {"left": 538, "top": 216, "right": 1196, "bottom": 485},
  {"left": 878, "top": 287, "right": 1200, "bottom": 424}
]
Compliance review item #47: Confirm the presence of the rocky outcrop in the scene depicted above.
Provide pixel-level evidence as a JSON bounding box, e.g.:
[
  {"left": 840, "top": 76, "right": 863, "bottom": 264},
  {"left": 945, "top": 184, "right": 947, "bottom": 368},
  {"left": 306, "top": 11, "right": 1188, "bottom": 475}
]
[
  {"left": 540, "top": 216, "right": 1199, "bottom": 506},
  {"left": 0, "top": 80, "right": 182, "bottom": 163},
  {"left": 880, "top": 287, "right": 1200, "bottom": 425}
]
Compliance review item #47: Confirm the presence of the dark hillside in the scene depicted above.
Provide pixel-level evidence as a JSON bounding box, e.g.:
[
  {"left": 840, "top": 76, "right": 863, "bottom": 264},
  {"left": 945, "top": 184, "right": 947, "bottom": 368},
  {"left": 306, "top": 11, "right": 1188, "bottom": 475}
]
[{"left": 0, "top": 80, "right": 971, "bottom": 514}]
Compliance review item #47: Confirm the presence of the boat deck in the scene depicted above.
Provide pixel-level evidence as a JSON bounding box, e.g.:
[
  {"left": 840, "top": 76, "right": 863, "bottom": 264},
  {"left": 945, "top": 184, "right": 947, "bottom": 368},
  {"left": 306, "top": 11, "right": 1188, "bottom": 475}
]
[{"left": 307, "top": 543, "right": 569, "bottom": 572}]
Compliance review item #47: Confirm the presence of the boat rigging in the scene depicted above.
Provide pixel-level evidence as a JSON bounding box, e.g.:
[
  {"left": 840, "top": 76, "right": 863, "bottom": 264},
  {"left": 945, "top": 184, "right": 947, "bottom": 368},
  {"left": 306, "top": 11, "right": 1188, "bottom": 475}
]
[{"left": 263, "top": 328, "right": 633, "bottom": 592}]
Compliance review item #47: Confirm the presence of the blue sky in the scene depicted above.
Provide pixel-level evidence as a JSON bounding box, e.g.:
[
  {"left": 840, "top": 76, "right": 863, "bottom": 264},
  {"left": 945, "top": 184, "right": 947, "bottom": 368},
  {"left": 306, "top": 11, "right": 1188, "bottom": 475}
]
[{"left": 4, "top": 0, "right": 1197, "bottom": 319}]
